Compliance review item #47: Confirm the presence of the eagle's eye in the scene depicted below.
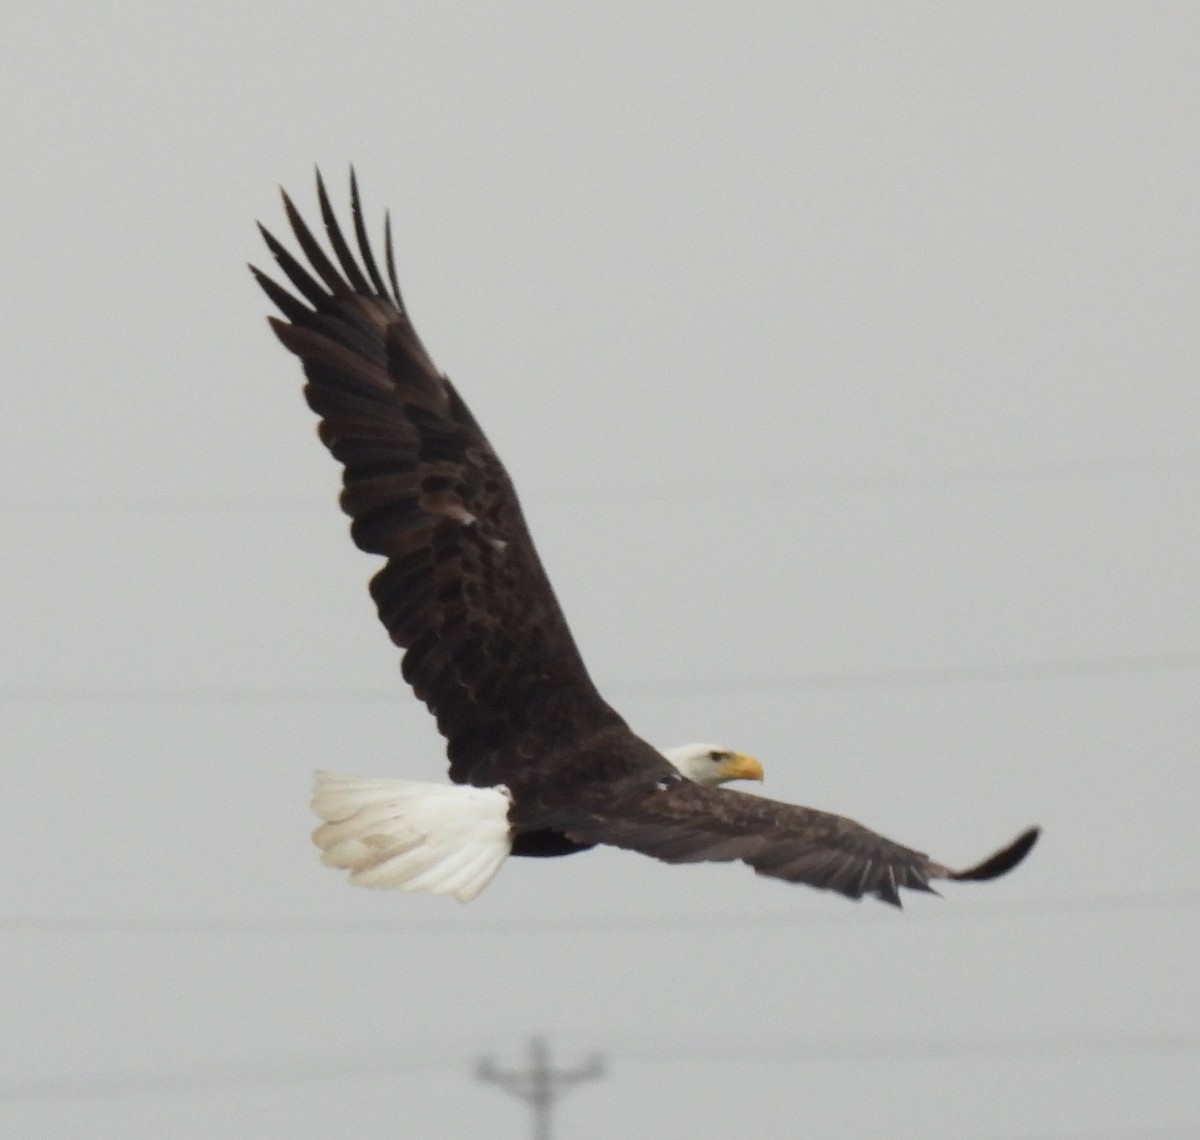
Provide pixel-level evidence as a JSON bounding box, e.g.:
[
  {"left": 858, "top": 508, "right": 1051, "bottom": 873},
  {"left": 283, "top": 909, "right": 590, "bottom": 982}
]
[{"left": 709, "top": 750, "right": 723, "bottom": 761}]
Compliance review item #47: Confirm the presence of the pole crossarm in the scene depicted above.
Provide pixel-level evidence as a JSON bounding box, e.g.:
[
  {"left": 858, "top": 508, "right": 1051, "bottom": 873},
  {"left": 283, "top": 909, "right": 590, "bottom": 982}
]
[{"left": 477, "top": 1036, "right": 605, "bottom": 1140}]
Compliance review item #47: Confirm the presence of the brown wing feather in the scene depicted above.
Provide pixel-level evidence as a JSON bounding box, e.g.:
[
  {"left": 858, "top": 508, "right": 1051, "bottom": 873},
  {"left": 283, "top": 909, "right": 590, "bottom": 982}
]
[
  {"left": 559, "top": 780, "right": 1040, "bottom": 906},
  {"left": 252, "top": 172, "right": 626, "bottom": 786}
]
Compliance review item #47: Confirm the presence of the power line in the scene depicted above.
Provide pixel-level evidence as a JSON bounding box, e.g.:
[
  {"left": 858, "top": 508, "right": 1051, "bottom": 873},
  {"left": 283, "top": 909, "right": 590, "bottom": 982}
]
[
  {"left": 3, "top": 1031, "right": 1195, "bottom": 1103},
  {"left": 987, "top": 1132, "right": 1200, "bottom": 1140},
  {"left": 992, "top": 1132, "right": 1200, "bottom": 1140},
  {"left": 2, "top": 888, "right": 1197, "bottom": 938},
  {"left": 2, "top": 649, "right": 1199, "bottom": 707},
  {"left": 613, "top": 1032, "right": 1200, "bottom": 1066},
  {"left": 0, "top": 1050, "right": 446, "bottom": 1102},
  {"left": 1, "top": 454, "right": 1197, "bottom": 515},
  {"left": 613, "top": 651, "right": 1200, "bottom": 697}
]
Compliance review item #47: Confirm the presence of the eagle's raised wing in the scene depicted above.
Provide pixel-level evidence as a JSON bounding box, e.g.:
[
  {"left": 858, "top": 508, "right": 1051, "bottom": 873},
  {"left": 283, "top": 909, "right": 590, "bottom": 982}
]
[
  {"left": 252, "top": 172, "right": 626, "bottom": 788},
  {"left": 559, "top": 779, "right": 1040, "bottom": 906}
]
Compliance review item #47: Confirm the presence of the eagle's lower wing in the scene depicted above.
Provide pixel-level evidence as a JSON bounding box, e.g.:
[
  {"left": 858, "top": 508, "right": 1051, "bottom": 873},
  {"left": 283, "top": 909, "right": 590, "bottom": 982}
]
[
  {"left": 562, "top": 781, "right": 1039, "bottom": 906},
  {"left": 252, "top": 172, "right": 624, "bottom": 786}
]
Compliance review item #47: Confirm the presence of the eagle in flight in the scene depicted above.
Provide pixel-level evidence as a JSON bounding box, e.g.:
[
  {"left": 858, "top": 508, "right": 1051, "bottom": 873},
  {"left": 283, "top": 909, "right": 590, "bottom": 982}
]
[{"left": 252, "top": 172, "right": 1039, "bottom": 905}]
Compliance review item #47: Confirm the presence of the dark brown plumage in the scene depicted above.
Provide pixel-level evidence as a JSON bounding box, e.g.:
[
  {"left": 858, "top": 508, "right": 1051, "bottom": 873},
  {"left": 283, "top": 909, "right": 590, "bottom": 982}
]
[{"left": 253, "top": 171, "right": 1039, "bottom": 907}]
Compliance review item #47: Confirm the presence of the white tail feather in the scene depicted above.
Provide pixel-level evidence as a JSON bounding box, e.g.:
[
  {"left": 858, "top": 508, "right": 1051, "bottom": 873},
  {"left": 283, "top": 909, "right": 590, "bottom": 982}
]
[{"left": 311, "top": 772, "right": 513, "bottom": 902}]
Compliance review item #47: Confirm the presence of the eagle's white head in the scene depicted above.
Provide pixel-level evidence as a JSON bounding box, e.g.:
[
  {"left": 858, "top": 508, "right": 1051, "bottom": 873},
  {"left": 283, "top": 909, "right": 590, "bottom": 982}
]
[{"left": 661, "top": 743, "right": 764, "bottom": 787}]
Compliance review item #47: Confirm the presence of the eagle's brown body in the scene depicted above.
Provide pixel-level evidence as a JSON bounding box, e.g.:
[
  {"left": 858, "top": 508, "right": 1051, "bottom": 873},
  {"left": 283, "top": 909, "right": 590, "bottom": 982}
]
[{"left": 254, "top": 172, "right": 1038, "bottom": 906}]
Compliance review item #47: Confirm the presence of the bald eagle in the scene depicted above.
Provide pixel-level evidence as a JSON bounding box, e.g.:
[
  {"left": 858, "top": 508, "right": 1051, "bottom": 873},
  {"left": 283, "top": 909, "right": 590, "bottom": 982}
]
[{"left": 252, "top": 172, "right": 1039, "bottom": 906}]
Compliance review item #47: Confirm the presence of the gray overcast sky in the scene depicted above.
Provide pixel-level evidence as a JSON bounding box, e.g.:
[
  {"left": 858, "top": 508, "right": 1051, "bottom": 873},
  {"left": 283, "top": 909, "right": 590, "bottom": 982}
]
[{"left": 3, "top": 3, "right": 1199, "bottom": 1137}]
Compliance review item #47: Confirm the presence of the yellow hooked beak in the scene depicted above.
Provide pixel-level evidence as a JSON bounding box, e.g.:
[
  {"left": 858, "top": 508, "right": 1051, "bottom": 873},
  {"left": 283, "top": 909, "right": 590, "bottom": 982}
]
[{"left": 718, "top": 751, "right": 764, "bottom": 783}]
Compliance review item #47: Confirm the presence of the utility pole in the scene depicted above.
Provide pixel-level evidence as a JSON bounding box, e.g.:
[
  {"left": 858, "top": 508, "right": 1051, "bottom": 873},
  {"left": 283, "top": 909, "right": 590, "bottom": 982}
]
[{"left": 477, "top": 1035, "right": 604, "bottom": 1140}]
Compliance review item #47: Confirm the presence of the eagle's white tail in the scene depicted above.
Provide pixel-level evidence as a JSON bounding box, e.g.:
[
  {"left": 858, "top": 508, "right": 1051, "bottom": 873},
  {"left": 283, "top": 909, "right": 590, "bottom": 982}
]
[{"left": 311, "top": 772, "right": 513, "bottom": 902}]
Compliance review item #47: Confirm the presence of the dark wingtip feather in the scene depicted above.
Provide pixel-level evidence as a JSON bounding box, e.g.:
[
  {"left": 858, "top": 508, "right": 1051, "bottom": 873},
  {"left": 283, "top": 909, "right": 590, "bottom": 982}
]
[
  {"left": 280, "top": 187, "right": 351, "bottom": 297},
  {"left": 264, "top": 314, "right": 301, "bottom": 351},
  {"left": 905, "top": 874, "right": 939, "bottom": 896},
  {"left": 878, "top": 885, "right": 903, "bottom": 908},
  {"left": 249, "top": 263, "right": 314, "bottom": 323},
  {"left": 349, "top": 168, "right": 390, "bottom": 298},
  {"left": 257, "top": 221, "right": 330, "bottom": 309},
  {"left": 383, "top": 211, "right": 404, "bottom": 310},
  {"left": 316, "top": 167, "right": 372, "bottom": 295},
  {"left": 950, "top": 826, "right": 1041, "bottom": 883}
]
